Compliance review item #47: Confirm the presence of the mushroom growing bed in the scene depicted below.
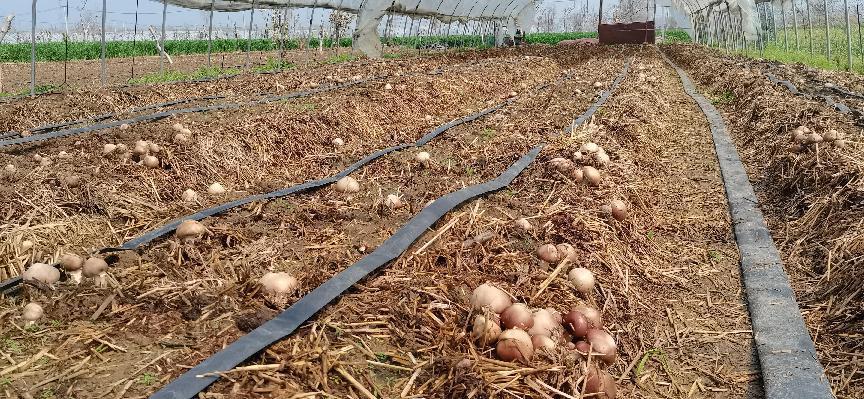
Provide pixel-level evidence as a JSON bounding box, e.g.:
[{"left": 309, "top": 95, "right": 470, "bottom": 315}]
[{"left": 0, "top": 44, "right": 820, "bottom": 398}]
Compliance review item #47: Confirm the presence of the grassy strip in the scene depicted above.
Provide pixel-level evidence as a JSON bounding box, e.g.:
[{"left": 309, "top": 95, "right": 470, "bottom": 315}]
[{"left": 0, "top": 84, "right": 58, "bottom": 98}]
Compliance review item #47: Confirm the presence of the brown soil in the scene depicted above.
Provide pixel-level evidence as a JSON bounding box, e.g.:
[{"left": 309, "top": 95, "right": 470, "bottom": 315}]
[
  {"left": 666, "top": 43, "right": 863, "bottom": 399},
  {"left": 0, "top": 45, "right": 762, "bottom": 398}
]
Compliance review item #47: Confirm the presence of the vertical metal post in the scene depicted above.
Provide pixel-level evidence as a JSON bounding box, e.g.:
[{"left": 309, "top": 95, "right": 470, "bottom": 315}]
[
  {"left": 598, "top": 0, "right": 604, "bottom": 25},
  {"left": 30, "top": 0, "right": 36, "bottom": 97},
  {"left": 858, "top": 5, "right": 862, "bottom": 65},
  {"left": 208, "top": 0, "right": 214, "bottom": 68},
  {"left": 759, "top": 4, "right": 766, "bottom": 56},
  {"left": 246, "top": 0, "right": 256, "bottom": 69},
  {"left": 781, "top": 0, "right": 788, "bottom": 51},
  {"left": 161, "top": 0, "right": 167, "bottom": 73},
  {"left": 824, "top": 0, "right": 831, "bottom": 61},
  {"left": 845, "top": 0, "right": 852, "bottom": 70},
  {"left": 100, "top": 0, "right": 106, "bottom": 87},
  {"left": 131, "top": 0, "right": 139, "bottom": 80},
  {"left": 792, "top": 0, "right": 799, "bottom": 50},
  {"left": 806, "top": 0, "right": 813, "bottom": 54}
]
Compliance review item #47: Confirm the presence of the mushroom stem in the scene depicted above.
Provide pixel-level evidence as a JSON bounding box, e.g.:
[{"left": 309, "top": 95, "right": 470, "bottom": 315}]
[
  {"left": 69, "top": 269, "right": 83, "bottom": 284},
  {"left": 94, "top": 272, "right": 108, "bottom": 288}
]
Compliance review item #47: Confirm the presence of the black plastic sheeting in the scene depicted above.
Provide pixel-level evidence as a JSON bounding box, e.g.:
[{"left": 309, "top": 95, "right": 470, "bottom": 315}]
[
  {"left": 662, "top": 51, "right": 833, "bottom": 399},
  {"left": 148, "top": 58, "right": 633, "bottom": 399}
]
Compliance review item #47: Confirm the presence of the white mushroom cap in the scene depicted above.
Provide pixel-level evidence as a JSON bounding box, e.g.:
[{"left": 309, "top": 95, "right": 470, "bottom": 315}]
[
  {"left": 259, "top": 272, "right": 299, "bottom": 295},
  {"left": 22, "top": 302, "right": 43, "bottom": 326},
  {"left": 176, "top": 220, "right": 207, "bottom": 240},
  {"left": 334, "top": 176, "right": 360, "bottom": 193},
  {"left": 22, "top": 263, "right": 61, "bottom": 286},
  {"left": 181, "top": 189, "right": 198, "bottom": 202},
  {"left": 207, "top": 182, "right": 227, "bottom": 195},
  {"left": 384, "top": 194, "right": 403, "bottom": 209},
  {"left": 415, "top": 151, "right": 431, "bottom": 165}
]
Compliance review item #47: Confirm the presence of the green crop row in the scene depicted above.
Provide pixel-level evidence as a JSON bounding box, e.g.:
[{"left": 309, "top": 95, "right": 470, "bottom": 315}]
[{"left": 0, "top": 31, "right": 692, "bottom": 63}]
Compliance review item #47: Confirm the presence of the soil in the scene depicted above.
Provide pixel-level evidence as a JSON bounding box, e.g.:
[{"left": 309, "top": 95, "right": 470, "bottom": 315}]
[{"left": 0, "top": 44, "right": 766, "bottom": 398}]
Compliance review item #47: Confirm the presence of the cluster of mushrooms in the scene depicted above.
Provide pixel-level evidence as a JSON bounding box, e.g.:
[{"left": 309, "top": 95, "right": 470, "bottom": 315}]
[
  {"left": 332, "top": 151, "right": 432, "bottom": 207},
  {"left": 789, "top": 125, "right": 846, "bottom": 152},
  {"left": 548, "top": 139, "right": 611, "bottom": 187},
  {"left": 467, "top": 250, "right": 617, "bottom": 397},
  {"left": 17, "top": 254, "right": 111, "bottom": 327},
  {"left": 548, "top": 138, "right": 630, "bottom": 222}
]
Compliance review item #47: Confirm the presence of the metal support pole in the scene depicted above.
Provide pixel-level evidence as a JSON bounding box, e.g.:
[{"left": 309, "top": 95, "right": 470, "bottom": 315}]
[
  {"left": 806, "top": 0, "right": 813, "bottom": 54},
  {"left": 598, "top": 0, "right": 604, "bottom": 25},
  {"left": 160, "top": 0, "right": 167, "bottom": 73},
  {"left": 781, "top": 0, "right": 788, "bottom": 51},
  {"left": 131, "top": 0, "right": 139, "bottom": 80},
  {"left": 858, "top": 5, "right": 862, "bottom": 66},
  {"left": 208, "top": 0, "right": 214, "bottom": 68},
  {"left": 100, "top": 0, "right": 107, "bottom": 87},
  {"left": 792, "top": 0, "right": 799, "bottom": 50},
  {"left": 824, "top": 0, "right": 830, "bottom": 60},
  {"left": 246, "top": 0, "right": 256, "bottom": 69},
  {"left": 845, "top": 0, "right": 852, "bottom": 70},
  {"left": 30, "top": 0, "right": 36, "bottom": 97}
]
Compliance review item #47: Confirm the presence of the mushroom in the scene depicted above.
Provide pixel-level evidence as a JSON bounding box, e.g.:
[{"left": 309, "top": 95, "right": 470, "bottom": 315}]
[
  {"left": 415, "top": 151, "right": 431, "bottom": 167},
  {"left": 332, "top": 137, "right": 345, "bottom": 147},
  {"left": 61, "top": 253, "right": 85, "bottom": 284},
  {"left": 181, "top": 189, "right": 198, "bottom": 202},
  {"left": 385, "top": 194, "right": 404, "bottom": 209},
  {"left": 22, "top": 263, "right": 61, "bottom": 287},
  {"left": 176, "top": 220, "right": 207, "bottom": 241},
  {"left": 22, "top": 303, "right": 43, "bottom": 327},
  {"left": 334, "top": 176, "right": 360, "bottom": 193},
  {"left": 259, "top": 272, "right": 299, "bottom": 307},
  {"left": 83, "top": 257, "right": 110, "bottom": 288},
  {"left": 207, "top": 182, "right": 227, "bottom": 195}
]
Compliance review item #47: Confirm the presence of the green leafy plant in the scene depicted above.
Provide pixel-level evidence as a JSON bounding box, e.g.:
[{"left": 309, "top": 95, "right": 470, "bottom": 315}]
[{"left": 138, "top": 372, "right": 157, "bottom": 386}]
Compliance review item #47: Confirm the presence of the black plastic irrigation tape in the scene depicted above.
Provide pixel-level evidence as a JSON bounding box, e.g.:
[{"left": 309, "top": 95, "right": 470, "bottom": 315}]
[
  {"left": 151, "top": 145, "right": 543, "bottom": 399},
  {"left": 105, "top": 101, "right": 510, "bottom": 253},
  {"left": 0, "top": 96, "right": 226, "bottom": 139},
  {"left": 0, "top": 68, "right": 565, "bottom": 294},
  {"left": 661, "top": 50, "right": 833, "bottom": 399},
  {"left": 0, "top": 78, "right": 374, "bottom": 149},
  {"left": 764, "top": 72, "right": 858, "bottom": 118},
  {"left": 148, "top": 57, "right": 633, "bottom": 399}
]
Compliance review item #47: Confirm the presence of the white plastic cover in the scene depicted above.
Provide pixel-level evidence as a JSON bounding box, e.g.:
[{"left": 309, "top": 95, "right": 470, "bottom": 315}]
[{"left": 159, "top": 0, "right": 535, "bottom": 57}]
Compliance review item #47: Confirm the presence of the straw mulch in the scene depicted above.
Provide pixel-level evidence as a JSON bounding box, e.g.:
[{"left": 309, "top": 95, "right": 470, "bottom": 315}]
[{"left": 666, "top": 43, "right": 864, "bottom": 399}]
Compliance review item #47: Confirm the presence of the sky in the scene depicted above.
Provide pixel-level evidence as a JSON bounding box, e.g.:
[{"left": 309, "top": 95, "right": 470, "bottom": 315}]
[{"left": 0, "top": 0, "right": 681, "bottom": 38}]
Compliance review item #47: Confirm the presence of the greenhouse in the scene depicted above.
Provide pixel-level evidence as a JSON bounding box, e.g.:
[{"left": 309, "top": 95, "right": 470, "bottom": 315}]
[{"left": 0, "top": 0, "right": 860, "bottom": 398}]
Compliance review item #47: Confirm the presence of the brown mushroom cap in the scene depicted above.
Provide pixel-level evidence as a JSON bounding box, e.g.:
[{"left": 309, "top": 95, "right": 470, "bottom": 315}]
[
  {"left": 61, "top": 254, "right": 84, "bottom": 271},
  {"left": 82, "top": 257, "right": 109, "bottom": 278}
]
